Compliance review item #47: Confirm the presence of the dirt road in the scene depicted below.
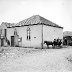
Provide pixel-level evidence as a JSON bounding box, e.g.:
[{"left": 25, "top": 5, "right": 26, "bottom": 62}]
[{"left": 0, "top": 47, "right": 72, "bottom": 72}]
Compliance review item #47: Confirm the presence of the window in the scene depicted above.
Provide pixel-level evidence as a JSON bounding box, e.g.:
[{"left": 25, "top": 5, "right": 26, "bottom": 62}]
[{"left": 27, "top": 27, "right": 31, "bottom": 40}]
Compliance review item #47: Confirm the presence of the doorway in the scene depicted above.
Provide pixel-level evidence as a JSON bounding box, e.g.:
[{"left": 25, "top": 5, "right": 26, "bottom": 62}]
[{"left": 11, "top": 36, "right": 14, "bottom": 47}]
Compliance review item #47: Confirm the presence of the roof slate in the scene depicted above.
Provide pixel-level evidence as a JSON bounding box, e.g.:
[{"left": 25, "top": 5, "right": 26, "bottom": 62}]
[
  {"left": 63, "top": 31, "right": 72, "bottom": 37},
  {"left": 1, "top": 15, "right": 63, "bottom": 28},
  {"left": 1, "top": 22, "right": 15, "bottom": 28},
  {"left": 15, "top": 15, "right": 63, "bottom": 28}
]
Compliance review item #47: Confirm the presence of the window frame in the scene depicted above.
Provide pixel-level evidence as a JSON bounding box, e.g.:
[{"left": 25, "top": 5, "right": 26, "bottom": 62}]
[{"left": 27, "top": 27, "right": 31, "bottom": 40}]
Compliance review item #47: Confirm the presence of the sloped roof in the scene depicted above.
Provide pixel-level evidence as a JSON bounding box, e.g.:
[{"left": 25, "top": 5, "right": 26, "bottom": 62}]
[
  {"left": 1, "top": 22, "right": 15, "bottom": 28},
  {"left": 16, "top": 15, "right": 63, "bottom": 28},
  {"left": 63, "top": 31, "right": 72, "bottom": 37}
]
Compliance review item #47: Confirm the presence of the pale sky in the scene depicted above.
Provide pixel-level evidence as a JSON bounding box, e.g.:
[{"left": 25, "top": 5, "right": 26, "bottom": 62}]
[{"left": 0, "top": 0, "right": 72, "bottom": 31}]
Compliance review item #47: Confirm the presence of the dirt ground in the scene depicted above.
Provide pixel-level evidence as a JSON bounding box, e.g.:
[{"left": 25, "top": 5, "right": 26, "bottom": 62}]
[{"left": 0, "top": 46, "right": 72, "bottom": 72}]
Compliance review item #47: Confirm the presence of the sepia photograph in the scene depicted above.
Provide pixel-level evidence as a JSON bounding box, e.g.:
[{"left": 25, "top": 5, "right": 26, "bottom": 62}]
[{"left": 0, "top": 0, "right": 72, "bottom": 72}]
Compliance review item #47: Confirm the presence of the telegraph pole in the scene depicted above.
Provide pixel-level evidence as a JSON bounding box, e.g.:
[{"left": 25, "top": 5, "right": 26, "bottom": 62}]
[
  {"left": 0, "top": 34, "right": 1, "bottom": 48},
  {"left": 42, "top": 24, "right": 43, "bottom": 49}
]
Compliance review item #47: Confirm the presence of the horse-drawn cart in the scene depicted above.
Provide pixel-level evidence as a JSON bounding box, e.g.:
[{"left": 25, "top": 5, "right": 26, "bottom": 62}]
[{"left": 44, "top": 39, "right": 62, "bottom": 49}]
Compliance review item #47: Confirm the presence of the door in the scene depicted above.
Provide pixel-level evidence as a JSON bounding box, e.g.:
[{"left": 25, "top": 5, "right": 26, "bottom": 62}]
[
  {"left": 11, "top": 36, "right": 14, "bottom": 47},
  {"left": 1, "top": 38, "right": 4, "bottom": 46}
]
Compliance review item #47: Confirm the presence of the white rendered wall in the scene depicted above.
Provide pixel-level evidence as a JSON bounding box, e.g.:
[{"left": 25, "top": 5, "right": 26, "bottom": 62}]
[
  {"left": 16, "top": 25, "right": 42, "bottom": 48},
  {"left": 7, "top": 25, "right": 63, "bottom": 48},
  {"left": 7, "top": 25, "right": 42, "bottom": 48},
  {"left": 43, "top": 25, "right": 63, "bottom": 42}
]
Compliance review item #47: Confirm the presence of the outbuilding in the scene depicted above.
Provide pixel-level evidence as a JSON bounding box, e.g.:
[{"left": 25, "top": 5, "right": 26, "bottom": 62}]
[{"left": 63, "top": 31, "right": 72, "bottom": 46}]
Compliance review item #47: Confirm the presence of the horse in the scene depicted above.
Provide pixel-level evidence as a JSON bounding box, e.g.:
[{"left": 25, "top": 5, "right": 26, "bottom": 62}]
[{"left": 44, "top": 41, "right": 53, "bottom": 48}]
